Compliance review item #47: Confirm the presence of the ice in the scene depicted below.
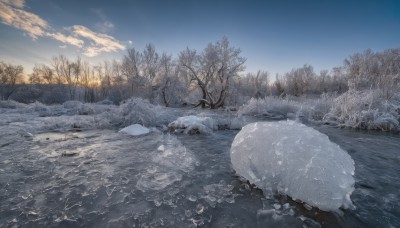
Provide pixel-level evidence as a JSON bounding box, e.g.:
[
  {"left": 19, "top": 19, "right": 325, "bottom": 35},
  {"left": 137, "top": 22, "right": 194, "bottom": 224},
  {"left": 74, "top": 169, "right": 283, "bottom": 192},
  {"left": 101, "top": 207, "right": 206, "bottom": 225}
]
[
  {"left": 119, "top": 124, "right": 150, "bottom": 136},
  {"left": 168, "top": 115, "right": 216, "bottom": 134},
  {"left": 231, "top": 120, "right": 355, "bottom": 212},
  {"left": 136, "top": 135, "right": 196, "bottom": 191},
  {"left": 153, "top": 134, "right": 196, "bottom": 172},
  {"left": 136, "top": 171, "right": 183, "bottom": 191},
  {"left": 201, "top": 182, "right": 236, "bottom": 207}
]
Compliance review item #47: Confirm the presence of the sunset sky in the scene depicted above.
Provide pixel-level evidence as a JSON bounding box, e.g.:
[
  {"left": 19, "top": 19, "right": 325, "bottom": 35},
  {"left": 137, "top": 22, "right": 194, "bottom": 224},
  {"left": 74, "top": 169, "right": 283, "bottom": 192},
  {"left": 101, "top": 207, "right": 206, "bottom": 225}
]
[{"left": 0, "top": 0, "right": 399, "bottom": 76}]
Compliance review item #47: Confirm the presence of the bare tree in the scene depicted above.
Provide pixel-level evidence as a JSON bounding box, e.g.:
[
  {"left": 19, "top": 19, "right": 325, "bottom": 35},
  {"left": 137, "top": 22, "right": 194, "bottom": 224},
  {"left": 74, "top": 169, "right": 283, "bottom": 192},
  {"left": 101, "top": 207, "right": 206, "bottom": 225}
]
[
  {"left": 0, "top": 61, "right": 24, "bottom": 100},
  {"left": 179, "top": 36, "right": 246, "bottom": 108},
  {"left": 80, "top": 61, "right": 96, "bottom": 102},
  {"left": 51, "top": 55, "right": 81, "bottom": 100}
]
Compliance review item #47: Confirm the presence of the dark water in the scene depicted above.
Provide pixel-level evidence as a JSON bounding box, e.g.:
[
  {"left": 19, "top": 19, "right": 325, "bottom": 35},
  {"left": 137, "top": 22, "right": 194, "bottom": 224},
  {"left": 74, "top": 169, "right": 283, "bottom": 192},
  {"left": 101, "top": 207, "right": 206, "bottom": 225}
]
[{"left": 0, "top": 122, "right": 399, "bottom": 227}]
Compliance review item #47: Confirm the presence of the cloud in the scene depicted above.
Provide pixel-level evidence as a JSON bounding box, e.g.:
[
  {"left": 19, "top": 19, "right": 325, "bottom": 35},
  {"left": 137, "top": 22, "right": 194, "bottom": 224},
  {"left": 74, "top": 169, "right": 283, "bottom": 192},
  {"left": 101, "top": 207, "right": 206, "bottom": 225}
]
[
  {"left": 0, "top": 0, "right": 126, "bottom": 57},
  {"left": 0, "top": 0, "right": 48, "bottom": 39},
  {"left": 72, "top": 25, "right": 125, "bottom": 57},
  {"left": 1, "top": 0, "right": 24, "bottom": 8},
  {"left": 95, "top": 20, "right": 114, "bottom": 33},
  {"left": 128, "top": 40, "right": 133, "bottom": 45},
  {"left": 59, "top": 45, "right": 67, "bottom": 49},
  {"left": 47, "top": 32, "right": 84, "bottom": 47}
]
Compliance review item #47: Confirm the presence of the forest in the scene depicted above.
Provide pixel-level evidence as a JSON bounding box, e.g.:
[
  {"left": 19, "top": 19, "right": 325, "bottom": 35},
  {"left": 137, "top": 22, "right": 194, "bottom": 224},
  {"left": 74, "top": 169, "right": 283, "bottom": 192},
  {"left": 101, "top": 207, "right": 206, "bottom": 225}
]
[{"left": 1, "top": 37, "right": 399, "bottom": 131}]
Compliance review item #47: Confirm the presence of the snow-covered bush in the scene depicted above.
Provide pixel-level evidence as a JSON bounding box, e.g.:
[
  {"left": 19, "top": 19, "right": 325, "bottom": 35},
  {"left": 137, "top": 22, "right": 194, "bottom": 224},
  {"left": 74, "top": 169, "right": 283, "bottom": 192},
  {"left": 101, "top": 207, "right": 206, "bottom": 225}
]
[
  {"left": 325, "top": 90, "right": 400, "bottom": 131},
  {"left": 238, "top": 97, "right": 302, "bottom": 118},
  {"left": 100, "top": 98, "right": 158, "bottom": 128},
  {"left": 0, "top": 100, "right": 27, "bottom": 109},
  {"left": 61, "top": 100, "right": 115, "bottom": 116},
  {"left": 297, "top": 93, "right": 336, "bottom": 121},
  {"left": 24, "top": 101, "right": 51, "bottom": 116}
]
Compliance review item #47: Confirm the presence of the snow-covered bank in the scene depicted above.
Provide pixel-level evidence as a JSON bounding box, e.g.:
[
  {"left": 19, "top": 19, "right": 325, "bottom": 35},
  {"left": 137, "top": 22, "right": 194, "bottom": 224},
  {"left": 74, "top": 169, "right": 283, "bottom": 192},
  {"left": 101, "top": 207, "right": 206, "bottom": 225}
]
[
  {"left": 0, "top": 98, "right": 178, "bottom": 132},
  {"left": 168, "top": 115, "right": 216, "bottom": 134},
  {"left": 325, "top": 90, "right": 400, "bottom": 131},
  {"left": 238, "top": 90, "right": 400, "bottom": 132},
  {"left": 231, "top": 121, "right": 355, "bottom": 212}
]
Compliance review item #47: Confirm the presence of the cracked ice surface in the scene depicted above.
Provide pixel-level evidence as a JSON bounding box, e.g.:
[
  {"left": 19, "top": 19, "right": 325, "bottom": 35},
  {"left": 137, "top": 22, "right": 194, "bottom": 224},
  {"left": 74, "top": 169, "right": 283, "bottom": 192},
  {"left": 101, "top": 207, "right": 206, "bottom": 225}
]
[{"left": 231, "top": 120, "right": 355, "bottom": 212}]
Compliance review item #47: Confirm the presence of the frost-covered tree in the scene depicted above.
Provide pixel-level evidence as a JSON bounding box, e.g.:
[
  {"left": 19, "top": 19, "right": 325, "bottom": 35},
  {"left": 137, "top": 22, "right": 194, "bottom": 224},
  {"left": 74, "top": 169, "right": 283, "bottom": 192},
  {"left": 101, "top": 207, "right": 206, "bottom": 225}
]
[
  {"left": 344, "top": 48, "right": 400, "bottom": 97},
  {"left": 151, "top": 53, "right": 188, "bottom": 107},
  {"left": 142, "top": 44, "right": 159, "bottom": 84},
  {"left": 284, "top": 64, "right": 315, "bottom": 96},
  {"left": 179, "top": 36, "right": 246, "bottom": 108},
  {"left": 122, "top": 47, "right": 142, "bottom": 96}
]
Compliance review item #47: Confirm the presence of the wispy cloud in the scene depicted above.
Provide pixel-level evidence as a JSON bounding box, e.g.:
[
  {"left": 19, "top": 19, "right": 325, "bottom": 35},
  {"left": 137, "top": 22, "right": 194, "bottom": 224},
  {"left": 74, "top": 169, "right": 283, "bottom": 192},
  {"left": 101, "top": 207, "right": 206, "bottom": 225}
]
[
  {"left": 1, "top": 0, "right": 24, "bottom": 8},
  {"left": 72, "top": 25, "right": 125, "bottom": 57},
  {"left": 0, "top": 0, "right": 125, "bottom": 57},
  {"left": 47, "top": 32, "right": 84, "bottom": 48},
  {"left": 0, "top": 0, "right": 48, "bottom": 39}
]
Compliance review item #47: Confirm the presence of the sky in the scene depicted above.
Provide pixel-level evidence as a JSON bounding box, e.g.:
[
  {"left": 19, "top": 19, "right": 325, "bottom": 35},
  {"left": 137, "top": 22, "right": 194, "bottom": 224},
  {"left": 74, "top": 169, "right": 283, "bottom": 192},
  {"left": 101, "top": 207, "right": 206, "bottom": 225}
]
[{"left": 0, "top": 0, "right": 399, "bottom": 76}]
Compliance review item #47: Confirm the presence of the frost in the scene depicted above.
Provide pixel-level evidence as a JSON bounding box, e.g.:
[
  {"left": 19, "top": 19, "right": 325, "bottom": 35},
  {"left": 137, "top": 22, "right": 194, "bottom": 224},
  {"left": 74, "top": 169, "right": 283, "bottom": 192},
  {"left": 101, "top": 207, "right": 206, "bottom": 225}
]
[
  {"left": 325, "top": 90, "right": 400, "bottom": 131},
  {"left": 168, "top": 115, "right": 216, "bottom": 134},
  {"left": 119, "top": 124, "right": 150, "bottom": 136},
  {"left": 231, "top": 120, "right": 355, "bottom": 212},
  {"left": 238, "top": 97, "right": 301, "bottom": 118}
]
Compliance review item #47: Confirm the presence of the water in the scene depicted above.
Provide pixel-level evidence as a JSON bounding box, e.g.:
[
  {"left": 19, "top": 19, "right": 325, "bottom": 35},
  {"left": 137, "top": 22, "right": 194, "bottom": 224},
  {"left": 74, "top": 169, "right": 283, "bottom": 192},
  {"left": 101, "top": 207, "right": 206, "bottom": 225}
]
[{"left": 0, "top": 119, "right": 399, "bottom": 227}]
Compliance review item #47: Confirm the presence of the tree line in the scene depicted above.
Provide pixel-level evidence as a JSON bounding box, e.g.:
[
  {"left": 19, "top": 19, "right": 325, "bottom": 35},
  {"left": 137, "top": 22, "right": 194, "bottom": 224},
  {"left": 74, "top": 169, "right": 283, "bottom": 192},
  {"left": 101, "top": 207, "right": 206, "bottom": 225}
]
[{"left": 1, "top": 37, "right": 399, "bottom": 107}]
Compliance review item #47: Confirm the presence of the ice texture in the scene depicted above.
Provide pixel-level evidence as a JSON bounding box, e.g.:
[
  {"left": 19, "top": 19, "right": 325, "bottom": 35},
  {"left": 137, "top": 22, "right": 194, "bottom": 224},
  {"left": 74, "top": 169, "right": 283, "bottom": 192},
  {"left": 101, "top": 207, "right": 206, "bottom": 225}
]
[
  {"left": 136, "top": 135, "right": 196, "bottom": 191},
  {"left": 119, "top": 124, "right": 150, "bottom": 136},
  {"left": 230, "top": 120, "right": 355, "bottom": 212},
  {"left": 168, "top": 115, "right": 216, "bottom": 134}
]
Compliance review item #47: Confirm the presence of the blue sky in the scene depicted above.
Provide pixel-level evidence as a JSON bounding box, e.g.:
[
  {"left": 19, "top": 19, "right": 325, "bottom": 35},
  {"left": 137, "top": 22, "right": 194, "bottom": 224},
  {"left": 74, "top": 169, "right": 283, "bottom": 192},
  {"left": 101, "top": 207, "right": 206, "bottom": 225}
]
[{"left": 0, "top": 0, "right": 399, "bottom": 76}]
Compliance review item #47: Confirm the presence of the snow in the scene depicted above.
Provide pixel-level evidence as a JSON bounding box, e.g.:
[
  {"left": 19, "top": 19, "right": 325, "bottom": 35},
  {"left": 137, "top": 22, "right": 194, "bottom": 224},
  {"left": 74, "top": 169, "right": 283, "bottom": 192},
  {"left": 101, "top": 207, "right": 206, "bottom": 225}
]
[
  {"left": 168, "top": 115, "right": 216, "bottom": 134},
  {"left": 119, "top": 124, "right": 150, "bottom": 136},
  {"left": 231, "top": 120, "right": 355, "bottom": 212}
]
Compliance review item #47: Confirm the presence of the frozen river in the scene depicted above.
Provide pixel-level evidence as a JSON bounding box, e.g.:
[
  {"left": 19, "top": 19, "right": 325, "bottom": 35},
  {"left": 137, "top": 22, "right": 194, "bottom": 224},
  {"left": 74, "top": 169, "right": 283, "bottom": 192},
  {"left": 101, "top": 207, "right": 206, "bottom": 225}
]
[{"left": 0, "top": 105, "right": 399, "bottom": 227}]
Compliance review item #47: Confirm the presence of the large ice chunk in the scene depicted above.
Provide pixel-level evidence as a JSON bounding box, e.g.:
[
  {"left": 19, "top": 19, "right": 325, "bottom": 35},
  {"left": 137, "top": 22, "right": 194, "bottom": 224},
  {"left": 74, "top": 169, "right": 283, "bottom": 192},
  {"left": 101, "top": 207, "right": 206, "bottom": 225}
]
[
  {"left": 230, "top": 120, "right": 355, "bottom": 212},
  {"left": 168, "top": 115, "right": 215, "bottom": 134},
  {"left": 119, "top": 124, "right": 150, "bottom": 136}
]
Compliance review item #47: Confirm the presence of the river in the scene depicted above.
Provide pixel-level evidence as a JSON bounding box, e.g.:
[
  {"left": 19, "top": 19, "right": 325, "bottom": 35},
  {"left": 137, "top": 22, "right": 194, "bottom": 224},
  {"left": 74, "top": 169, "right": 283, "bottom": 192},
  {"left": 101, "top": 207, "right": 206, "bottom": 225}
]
[{"left": 0, "top": 112, "right": 399, "bottom": 227}]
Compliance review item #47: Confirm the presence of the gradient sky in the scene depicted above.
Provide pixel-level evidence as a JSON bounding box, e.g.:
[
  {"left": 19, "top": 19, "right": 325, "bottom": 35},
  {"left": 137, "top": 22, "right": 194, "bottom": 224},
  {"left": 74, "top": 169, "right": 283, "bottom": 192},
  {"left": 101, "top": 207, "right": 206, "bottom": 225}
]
[{"left": 0, "top": 0, "right": 399, "bottom": 76}]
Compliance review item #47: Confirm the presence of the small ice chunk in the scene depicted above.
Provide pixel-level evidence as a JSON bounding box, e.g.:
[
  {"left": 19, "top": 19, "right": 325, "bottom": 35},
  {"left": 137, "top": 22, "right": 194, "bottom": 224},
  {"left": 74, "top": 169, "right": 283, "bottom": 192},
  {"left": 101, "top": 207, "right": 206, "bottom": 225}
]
[
  {"left": 119, "top": 124, "right": 150, "bottom": 136},
  {"left": 187, "top": 195, "right": 198, "bottom": 202},
  {"left": 168, "top": 115, "right": 215, "bottom": 134},
  {"left": 273, "top": 204, "right": 281, "bottom": 210},
  {"left": 231, "top": 121, "right": 355, "bottom": 212}
]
